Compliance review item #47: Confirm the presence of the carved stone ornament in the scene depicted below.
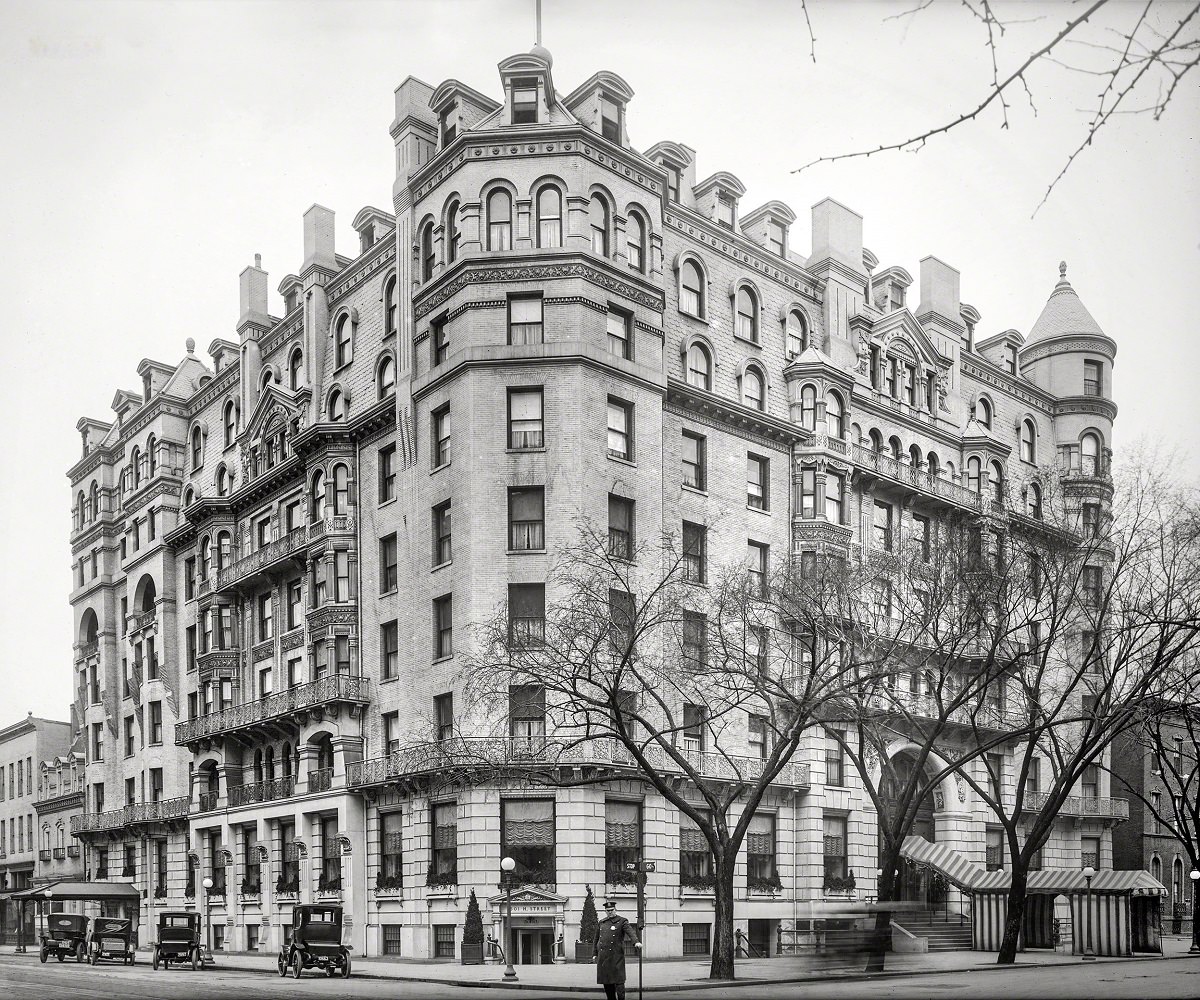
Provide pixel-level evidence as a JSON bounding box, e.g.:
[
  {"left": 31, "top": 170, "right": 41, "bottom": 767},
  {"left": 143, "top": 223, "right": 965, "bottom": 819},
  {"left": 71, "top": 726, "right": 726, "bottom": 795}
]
[
  {"left": 856, "top": 336, "right": 871, "bottom": 375},
  {"left": 933, "top": 788, "right": 945, "bottom": 811},
  {"left": 936, "top": 372, "right": 949, "bottom": 411}
]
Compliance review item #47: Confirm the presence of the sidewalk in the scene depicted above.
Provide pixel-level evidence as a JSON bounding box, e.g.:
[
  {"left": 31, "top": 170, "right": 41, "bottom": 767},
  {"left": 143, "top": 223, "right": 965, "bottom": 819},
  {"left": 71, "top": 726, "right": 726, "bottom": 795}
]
[{"left": 8, "top": 936, "right": 1190, "bottom": 992}]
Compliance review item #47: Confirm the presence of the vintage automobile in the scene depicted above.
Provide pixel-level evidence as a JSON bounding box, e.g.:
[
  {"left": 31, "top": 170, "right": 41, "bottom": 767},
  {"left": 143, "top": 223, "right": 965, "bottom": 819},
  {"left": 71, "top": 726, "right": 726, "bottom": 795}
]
[
  {"left": 278, "top": 904, "right": 351, "bottom": 979},
  {"left": 151, "top": 911, "right": 202, "bottom": 971},
  {"left": 38, "top": 913, "right": 89, "bottom": 963},
  {"left": 88, "top": 916, "right": 135, "bottom": 965}
]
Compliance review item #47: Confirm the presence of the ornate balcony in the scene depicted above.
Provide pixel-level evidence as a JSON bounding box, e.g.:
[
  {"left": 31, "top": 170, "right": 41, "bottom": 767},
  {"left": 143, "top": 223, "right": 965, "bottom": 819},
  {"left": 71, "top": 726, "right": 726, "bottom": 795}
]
[
  {"left": 52, "top": 847, "right": 66, "bottom": 860},
  {"left": 215, "top": 526, "right": 308, "bottom": 592},
  {"left": 71, "top": 796, "right": 191, "bottom": 835},
  {"left": 175, "top": 674, "right": 372, "bottom": 746},
  {"left": 67, "top": 845, "right": 80, "bottom": 858},
  {"left": 39, "top": 849, "right": 51, "bottom": 861},
  {"left": 129, "top": 609, "right": 156, "bottom": 634},
  {"left": 852, "top": 444, "right": 983, "bottom": 512},
  {"left": 1015, "top": 791, "right": 1129, "bottom": 824},
  {"left": 77, "top": 641, "right": 99, "bottom": 663},
  {"left": 230, "top": 776, "right": 296, "bottom": 808},
  {"left": 349, "top": 735, "right": 810, "bottom": 792}
]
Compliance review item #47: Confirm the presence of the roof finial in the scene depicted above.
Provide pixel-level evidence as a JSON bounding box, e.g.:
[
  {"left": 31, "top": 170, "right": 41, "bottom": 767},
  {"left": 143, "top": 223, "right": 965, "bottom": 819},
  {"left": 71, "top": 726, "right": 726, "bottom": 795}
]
[
  {"left": 254, "top": 253, "right": 262, "bottom": 269},
  {"left": 536, "top": 0, "right": 542, "bottom": 45},
  {"left": 185, "top": 337, "right": 196, "bottom": 354},
  {"left": 1059, "top": 260, "right": 1067, "bottom": 278}
]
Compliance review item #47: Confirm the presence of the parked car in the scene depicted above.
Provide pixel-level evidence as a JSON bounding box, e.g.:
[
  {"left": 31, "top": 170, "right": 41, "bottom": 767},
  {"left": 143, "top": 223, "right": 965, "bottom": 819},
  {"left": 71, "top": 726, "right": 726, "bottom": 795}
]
[
  {"left": 278, "top": 904, "right": 351, "bottom": 979},
  {"left": 88, "top": 917, "right": 135, "bottom": 966},
  {"left": 151, "top": 911, "right": 201, "bottom": 971},
  {"left": 38, "top": 913, "right": 89, "bottom": 964}
]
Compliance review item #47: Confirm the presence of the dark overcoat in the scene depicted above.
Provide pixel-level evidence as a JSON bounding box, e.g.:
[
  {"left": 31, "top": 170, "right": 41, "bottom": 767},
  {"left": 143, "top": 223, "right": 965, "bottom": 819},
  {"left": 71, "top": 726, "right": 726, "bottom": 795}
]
[{"left": 592, "top": 913, "right": 639, "bottom": 984}]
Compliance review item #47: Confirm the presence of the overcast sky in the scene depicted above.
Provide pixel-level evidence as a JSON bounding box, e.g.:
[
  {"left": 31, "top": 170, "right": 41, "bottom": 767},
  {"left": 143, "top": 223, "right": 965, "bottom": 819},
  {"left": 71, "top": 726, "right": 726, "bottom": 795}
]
[{"left": 1, "top": 0, "right": 1196, "bottom": 723}]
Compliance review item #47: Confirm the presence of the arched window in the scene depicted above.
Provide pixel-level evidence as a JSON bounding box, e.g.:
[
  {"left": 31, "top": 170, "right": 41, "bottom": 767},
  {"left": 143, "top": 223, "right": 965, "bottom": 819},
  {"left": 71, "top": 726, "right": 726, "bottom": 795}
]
[
  {"left": 183, "top": 487, "right": 195, "bottom": 508},
  {"left": 743, "top": 367, "right": 765, "bottom": 411},
  {"left": 420, "top": 221, "right": 435, "bottom": 282},
  {"left": 282, "top": 742, "right": 293, "bottom": 781},
  {"left": 786, "top": 310, "right": 807, "bottom": 356},
  {"left": 928, "top": 451, "right": 941, "bottom": 477},
  {"left": 967, "top": 457, "right": 982, "bottom": 494},
  {"left": 261, "top": 368, "right": 273, "bottom": 390},
  {"left": 254, "top": 749, "right": 264, "bottom": 784},
  {"left": 1081, "top": 432, "right": 1101, "bottom": 475},
  {"left": 680, "top": 260, "right": 704, "bottom": 318},
  {"left": 147, "top": 435, "right": 157, "bottom": 476},
  {"left": 909, "top": 444, "right": 922, "bottom": 469},
  {"left": 976, "top": 396, "right": 993, "bottom": 429},
  {"left": 223, "top": 402, "right": 236, "bottom": 447},
  {"left": 736, "top": 286, "right": 759, "bottom": 343},
  {"left": 310, "top": 470, "right": 326, "bottom": 522},
  {"left": 264, "top": 746, "right": 275, "bottom": 782},
  {"left": 826, "top": 391, "right": 845, "bottom": 438},
  {"left": 378, "top": 356, "right": 396, "bottom": 399},
  {"left": 686, "top": 343, "right": 711, "bottom": 391},
  {"left": 989, "top": 462, "right": 1005, "bottom": 505},
  {"left": 536, "top": 187, "right": 561, "bottom": 248},
  {"left": 1027, "top": 482, "right": 1043, "bottom": 519},
  {"left": 289, "top": 348, "right": 303, "bottom": 390},
  {"left": 333, "top": 464, "right": 350, "bottom": 515},
  {"left": 200, "top": 537, "right": 212, "bottom": 580},
  {"left": 335, "top": 314, "right": 353, "bottom": 368},
  {"left": 589, "top": 194, "right": 610, "bottom": 256},
  {"left": 487, "top": 189, "right": 512, "bottom": 251},
  {"left": 626, "top": 212, "right": 646, "bottom": 272},
  {"left": 216, "top": 466, "right": 228, "bottom": 496},
  {"left": 1021, "top": 419, "right": 1037, "bottom": 464},
  {"left": 75, "top": 490, "right": 85, "bottom": 528},
  {"left": 889, "top": 436, "right": 903, "bottom": 462},
  {"left": 130, "top": 446, "right": 141, "bottom": 488},
  {"left": 383, "top": 277, "right": 398, "bottom": 337},
  {"left": 89, "top": 482, "right": 100, "bottom": 522},
  {"left": 869, "top": 429, "right": 884, "bottom": 455},
  {"left": 799, "top": 385, "right": 817, "bottom": 430},
  {"left": 1174, "top": 858, "right": 1184, "bottom": 903},
  {"left": 1150, "top": 855, "right": 1161, "bottom": 883},
  {"left": 445, "top": 200, "right": 460, "bottom": 263},
  {"left": 328, "top": 389, "right": 346, "bottom": 422}
]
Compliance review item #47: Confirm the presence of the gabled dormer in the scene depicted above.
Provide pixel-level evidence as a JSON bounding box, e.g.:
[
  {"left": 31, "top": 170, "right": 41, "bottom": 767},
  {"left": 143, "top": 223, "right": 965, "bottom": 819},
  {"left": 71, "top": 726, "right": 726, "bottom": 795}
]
[
  {"left": 352, "top": 206, "right": 396, "bottom": 254},
  {"left": 976, "top": 328, "right": 1024, "bottom": 377},
  {"left": 497, "top": 48, "right": 555, "bottom": 127},
  {"left": 429, "top": 79, "right": 501, "bottom": 149},
  {"left": 694, "top": 171, "right": 746, "bottom": 232},
  {"left": 278, "top": 274, "right": 302, "bottom": 316},
  {"left": 741, "top": 201, "right": 798, "bottom": 260},
  {"left": 564, "top": 71, "right": 635, "bottom": 147},
  {"left": 76, "top": 417, "right": 112, "bottom": 459},
  {"left": 871, "top": 265, "right": 912, "bottom": 313},
  {"left": 136, "top": 359, "right": 175, "bottom": 402},
  {"left": 959, "top": 303, "right": 981, "bottom": 351},
  {"left": 208, "top": 338, "right": 239, "bottom": 373},
  {"left": 111, "top": 389, "right": 142, "bottom": 424},
  {"left": 645, "top": 141, "right": 695, "bottom": 208}
]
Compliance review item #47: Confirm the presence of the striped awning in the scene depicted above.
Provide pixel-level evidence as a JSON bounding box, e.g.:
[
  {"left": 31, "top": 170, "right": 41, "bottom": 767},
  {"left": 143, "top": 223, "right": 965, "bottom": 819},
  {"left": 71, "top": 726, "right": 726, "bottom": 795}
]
[
  {"left": 972, "top": 867, "right": 1167, "bottom": 897},
  {"left": 899, "top": 836, "right": 986, "bottom": 891}
]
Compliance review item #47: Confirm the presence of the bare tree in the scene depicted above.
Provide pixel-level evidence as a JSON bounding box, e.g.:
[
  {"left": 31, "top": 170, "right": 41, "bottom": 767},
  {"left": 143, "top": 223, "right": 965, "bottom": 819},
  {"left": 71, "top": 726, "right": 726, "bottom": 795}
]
[{"left": 795, "top": 1, "right": 1200, "bottom": 211}]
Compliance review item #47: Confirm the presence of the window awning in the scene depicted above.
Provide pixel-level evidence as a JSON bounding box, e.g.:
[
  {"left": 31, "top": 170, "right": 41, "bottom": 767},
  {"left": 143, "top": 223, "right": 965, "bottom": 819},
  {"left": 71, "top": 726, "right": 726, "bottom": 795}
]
[{"left": 10, "top": 880, "right": 140, "bottom": 902}]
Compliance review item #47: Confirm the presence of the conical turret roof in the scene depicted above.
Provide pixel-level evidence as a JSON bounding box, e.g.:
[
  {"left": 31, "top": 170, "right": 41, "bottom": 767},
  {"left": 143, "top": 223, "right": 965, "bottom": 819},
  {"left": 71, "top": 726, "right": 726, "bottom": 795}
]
[{"left": 1024, "top": 261, "right": 1106, "bottom": 347}]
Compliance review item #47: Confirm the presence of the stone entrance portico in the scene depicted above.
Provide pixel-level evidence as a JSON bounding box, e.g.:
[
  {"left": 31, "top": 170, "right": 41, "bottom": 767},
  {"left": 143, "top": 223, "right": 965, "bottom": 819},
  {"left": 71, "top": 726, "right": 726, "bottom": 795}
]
[{"left": 486, "top": 885, "right": 567, "bottom": 964}]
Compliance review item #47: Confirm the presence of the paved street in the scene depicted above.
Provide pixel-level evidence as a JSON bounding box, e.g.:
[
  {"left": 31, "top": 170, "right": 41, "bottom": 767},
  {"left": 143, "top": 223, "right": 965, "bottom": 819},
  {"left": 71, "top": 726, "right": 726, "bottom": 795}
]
[{"left": 1, "top": 952, "right": 1198, "bottom": 999}]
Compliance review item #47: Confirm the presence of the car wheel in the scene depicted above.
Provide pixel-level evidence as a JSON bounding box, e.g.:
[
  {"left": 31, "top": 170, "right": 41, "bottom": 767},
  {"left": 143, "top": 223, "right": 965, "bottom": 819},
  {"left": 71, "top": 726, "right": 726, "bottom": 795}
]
[
  {"left": 40, "top": 944, "right": 48, "bottom": 964},
  {"left": 153, "top": 948, "right": 160, "bottom": 971},
  {"left": 277, "top": 952, "right": 288, "bottom": 978},
  {"left": 341, "top": 954, "right": 352, "bottom": 979},
  {"left": 291, "top": 951, "right": 303, "bottom": 979}
]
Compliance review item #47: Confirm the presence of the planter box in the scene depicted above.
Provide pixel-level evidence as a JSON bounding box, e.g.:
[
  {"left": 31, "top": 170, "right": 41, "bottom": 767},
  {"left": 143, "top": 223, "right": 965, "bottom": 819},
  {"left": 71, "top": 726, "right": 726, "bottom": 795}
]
[
  {"left": 461, "top": 942, "right": 485, "bottom": 965},
  {"left": 575, "top": 942, "right": 594, "bottom": 963}
]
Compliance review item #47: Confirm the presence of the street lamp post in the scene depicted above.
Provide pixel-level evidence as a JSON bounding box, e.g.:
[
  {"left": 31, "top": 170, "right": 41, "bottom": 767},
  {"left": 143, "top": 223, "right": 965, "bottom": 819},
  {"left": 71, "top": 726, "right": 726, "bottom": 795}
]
[
  {"left": 1189, "top": 869, "right": 1199, "bottom": 954},
  {"left": 201, "top": 875, "right": 214, "bottom": 967},
  {"left": 500, "top": 857, "right": 518, "bottom": 982},
  {"left": 1082, "top": 865, "right": 1096, "bottom": 961}
]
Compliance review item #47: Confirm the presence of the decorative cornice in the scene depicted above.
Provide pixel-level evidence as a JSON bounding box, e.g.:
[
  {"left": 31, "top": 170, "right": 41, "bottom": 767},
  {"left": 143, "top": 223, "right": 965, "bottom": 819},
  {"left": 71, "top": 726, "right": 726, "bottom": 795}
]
[
  {"left": 414, "top": 255, "right": 665, "bottom": 319},
  {"left": 960, "top": 357, "right": 1055, "bottom": 413},
  {"left": 327, "top": 236, "right": 396, "bottom": 305},
  {"left": 1019, "top": 334, "right": 1118, "bottom": 366},
  {"left": 124, "top": 476, "right": 184, "bottom": 519},
  {"left": 665, "top": 380, "right": 807, "bottom": 450},
  {"left": 1053, "top": 395, "right": 1119, "bottom": 421},
  {"left": 123, "top": 397, "right": 190, "bottom": 442},
  {"left": 68, "top": 448, "right": 116, "bottom": 485},
  {"left": 188, "top": 363, "right": 240, "bottom": 412}
]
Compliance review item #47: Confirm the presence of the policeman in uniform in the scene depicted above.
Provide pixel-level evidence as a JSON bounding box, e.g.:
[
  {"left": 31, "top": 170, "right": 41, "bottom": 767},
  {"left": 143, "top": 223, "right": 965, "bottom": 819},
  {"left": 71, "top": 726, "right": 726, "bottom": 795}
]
[{"left": 592, "top": 897, "right": 641, "bottom": 1000}]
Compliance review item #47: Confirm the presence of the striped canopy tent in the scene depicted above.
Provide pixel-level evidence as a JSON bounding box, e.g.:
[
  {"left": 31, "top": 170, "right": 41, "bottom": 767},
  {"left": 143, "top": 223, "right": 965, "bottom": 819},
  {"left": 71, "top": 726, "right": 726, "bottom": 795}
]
[
  {"left": 898, "top": 835, "right": 987, "bottom": 890},
  {"left": 970, "top": 868, "right": 1166, "bottom": 896}
]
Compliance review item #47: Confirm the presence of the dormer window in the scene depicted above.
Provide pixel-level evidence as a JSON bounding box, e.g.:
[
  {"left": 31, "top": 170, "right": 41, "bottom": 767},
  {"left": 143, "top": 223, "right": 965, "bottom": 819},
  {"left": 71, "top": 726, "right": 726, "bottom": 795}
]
[
  {"left": 512, "top": 79, "right": 538, "bottom": 124},
  {"left": 666, "top": 164, "right": 681, "bottom": 203},
  {"left": 768, "top": 220, "right": 786, "bottom": 257},
  {"left": 600, "top": 93, "right": 621, "bottom": 143},
  {"left": 716, "top": 195, "right": 735, "bottom": 230},
  {"left": 360, "top": 228, "right": 375, "bottom": 253},
  {"left": 440, "top": 101, "right": 458, "bottom": 145},
  {"left": 285, "top": 289, "right": 299, "bottom": 313}
]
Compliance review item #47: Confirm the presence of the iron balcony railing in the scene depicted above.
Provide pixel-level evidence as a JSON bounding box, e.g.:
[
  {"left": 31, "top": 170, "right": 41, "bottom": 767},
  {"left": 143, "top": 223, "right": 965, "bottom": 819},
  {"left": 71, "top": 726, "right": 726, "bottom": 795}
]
[
  {"left": 216, "top": 526, "right": 308, "bottom": 590},
  {"left": 52, "top": 847, "right": 66, "bottom": 860},
  {"left": 230, "top": 776, "right": 296, "bottom": 807},
  {"left": 130, "top": 609, "right": 156, "bottom": 633},
  {"left": 852, "top": 444, "right": 983, "bottom": 511},
  {"left": 175, "top": 674, "right": 372, "bottom": 744},
  {"left": 309, "top": 767, "right": 334, "bottom": 793},
  {"left": 1015, "top": 791, "right": 1129, "bottom": 820},
  {"left": 67, "top": 845, "right": 80, "bottom": 858},
  {"left": 349, "top": 735, "right": 811, "bottom": 791},
  {"left": 39, "top": 849, "right": 51, "bottom": 861},
  {"left": 198, "top": 791, "right": 219, "bottom": 812},
  {"left": 71, "top": 796, "right": 190, "bottom": 835}
]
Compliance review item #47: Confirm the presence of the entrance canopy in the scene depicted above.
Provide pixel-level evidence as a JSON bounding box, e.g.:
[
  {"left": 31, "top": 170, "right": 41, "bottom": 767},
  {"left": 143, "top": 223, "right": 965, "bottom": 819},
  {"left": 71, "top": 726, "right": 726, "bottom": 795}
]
[
  {"left": 11, "top": 881, "right": 139, "bottom": 902},
  {"left": 899, "top": 835, "right": 986, "bottom": 891}
]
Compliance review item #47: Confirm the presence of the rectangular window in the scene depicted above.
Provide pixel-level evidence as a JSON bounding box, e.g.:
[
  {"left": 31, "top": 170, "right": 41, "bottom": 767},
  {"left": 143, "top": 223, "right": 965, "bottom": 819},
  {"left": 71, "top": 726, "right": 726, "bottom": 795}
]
[
  {"left": 682, "top": 521, "right": 706, "bottom": 583},
  {"left": 501, "top": 798, "right": 555, "bottom": 882},
  {"left": 608, "top": 588, "right": 635, "bottom": 659},
  {"left": 432, "top": 924, "right": 455, "bottom": 958},
  {"left": 607, "top": 397, "right": 633, "bottom": 460},
  {"left": 825, "top": 732, "right": 845, "bottom": 786},
  {"left": 378, "top": 444, "right": 396, "bottom": 504},
  {"left": 508, "top": 684, "right": 546, "bottom": 745},
  {"left": 287, "top": 657, "right": 301, "bottom": 688},
  {"left": 508, "top": 387, "right": 544, "bottom": 449},
  {"left": 767, "top": 220, "right": 786, "bottom": 257},
  {"left": 1082, "top": 503, "right": 1101, "bottom": 538},
  {"left": 257, "top": 592, "right": 273, "bottom": 642},
  {"left": 682, "top": 431, "right": 706, "bottom": 490},
  {"left": 287, "top": 579, "right": 303, "bottom": 630},
  {"left": 285, "top": 498, "right": 303, "bottom": 533},
  {"left": 748, "top": 714, "right": 768, "bottom": 759},
  {"left": 604, "top": 800, "right": 641, "bottom": 880},
  {"left": 666, "top": 163, "right": 681, "bottom": 203},
  {"left": 439, "top": 100, "right": 457, "bottom": 145},
  {"left": 608, "top": 494, "right": 634, "bottom": 560},
  {"left": 185, "top": 559, "right": 196, "bottom": 600},
  {"left": 333, "top": 550, "right": 350, "bottom": 602},
  {"left": 508, "top": 295, "right": 544, "bottom": 345},
  {"left": 823, "top": 814, "right": 848, "bottom": 881},
  {"left": 799, "top": 467, "right": 816, "bottom": 519},
  {"left": 986, "top": 828, "right": 1004, "bottom": 871},
  {"left": 382, "top": 711, "right": 400, "bottom": 755},
  {"left": 715, "top": 195, "right": 734, "bottom": 229},
  {"left": 380, "top": 811, "right": 403, "bottom": 890},
  {"left": 1082, "top": 565, "right": 1102, "bottom": 606},
  {"left": 432, "top": 404, "right": 450, "bottom": 468},
  {"left": 508, "top": 583, "right": 546, "bottom": 647},
  {"left": 825, "top": 473, "right": 844, "bottom": 525},
  {"left": 679, "top": 808, "right": 712, "bottom": 883},
  {"left": 599, "top": 93, "right": 621, "bottom": 142},
  {"left": 431, "top": 315, "right": 449, "bottom": 367},
  {"left": 432, "top": 801, "right": 458, "bottom": 879},
  {"left": 682, "top": 703, "right": 706, "bottom": 751},
  {"left": 1027, "top": 757, "right": 1041, "bottom": 797},
  {"left": 435, "top": 692, "right": 454, "bottom": 741},
  {"left": 259, "top": 664, "right": 273, "bottom": 698},
  {"left": 511, "top": 78, "right": 538, "bottom": 123},
  {"left": 682, "top": 923, "right": 711, "bottom": 956},
  {"left": 1082, "top": 764, "right": 1099, "bottom": 800},
  {"left": 873, "top": 501, "right": 893, "bottom": 552},
  {"left": 1083, "top": 359, "right": 1103, "bottom": 397},
  {"left": 432, "top": 500, "right": 452, "bottom": 566},
  {"left": 256, "top": 517, "right": 270, "bottom": 549},
  {"left": 124, "top": 716, "right": 134, "bottom": 757},
  {"left": 747, "top": 454, "right": 769, "bottom": 510},
  {"left": 312, "top": 558, "right": 327, "bottom": 607},
  {"left": 380, "top": 534, "right": 398, "bottom": 593},
  {"left": 334, "top": 635, "right": 350, "bottom": 676},
  {"left": 747, "top": 541, "right": 768, "bottom": 598},
  {"left": 433, "top": 594, "right": 453, "bottom": 659},
  {"left": 1081, "top": 835, "right": 1100, "bottom": 871},
  {"left": 683, "top": 612, "right": 707, "bottom": 671},
  {"left": 747, "top": 813, "right": 776, "bottom": 881},
  {"left": 913, "top": 514, "right": 931, "bottom": 561},
  {"left": 986, "top": 752, "right": 1004, "bottom": 800},
  {"left": 606, "top": 309, "right": 632, "bottom": 359},
  {"left": 508, "top": 487, "right": 545, "bottom": 551},
  {"left": 381, "top": 620, "right": 399, "bottom": 680}
]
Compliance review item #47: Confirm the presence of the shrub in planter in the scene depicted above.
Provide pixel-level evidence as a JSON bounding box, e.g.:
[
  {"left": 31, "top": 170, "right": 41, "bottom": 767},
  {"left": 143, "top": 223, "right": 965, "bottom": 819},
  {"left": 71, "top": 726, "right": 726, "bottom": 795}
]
[
  {"left": 747, "top": 873, "right": 783, "bottom": 893},
  {"left": 461, "top": 889, "right": 485, "bottom": 965},
  {"left": 575, "top": 885, "right": 599, "bottom": 963},
  {"left": 822, "top": 870, "right": 857, "bottom": 894}
]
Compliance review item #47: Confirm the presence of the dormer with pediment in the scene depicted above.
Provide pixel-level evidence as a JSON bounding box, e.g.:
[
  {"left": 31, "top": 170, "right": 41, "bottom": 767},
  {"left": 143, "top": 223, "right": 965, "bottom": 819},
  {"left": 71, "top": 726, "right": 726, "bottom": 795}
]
[
  {"left": 694, "top": 171, "right": 746, "bottom": 233},
  {"left": 278, "top": 274, "right": 303, "bottom": 317},
  {"left": 239, "top": 383, "right": 304, "bottom": 486},
  {"left": 208, "top": 338, "right": 239, "bottom": 374},
  {"left": 740, "top": 200, "right": 798, "bottom": 261},
  {"left": 137, "top": 359, "right": 175, "bottom": 402},
  {"left": 111, "top": 389, "right": 142, "bottom": 425},
  {"left": 645, "top": 141, "right": 696, "bottom": 209},
  {"left": 352, "top": 206, "right": 396, "bottom": 254},
  {"left": 564, "top": 70, "right": 635, "bottom": 148},
  {"left": 854, "top": 306, "right": 953, "bottom": 419},
  {"left": 497, "top": 49, "right": 555, "bottom": 128},
  {"left": 76, "top": 417, "right": 112, "bottom": 460},
  {"left": 429, "top": 79, "right": 501, "bottom": 150},
  {"left": 976, "top": 327, "right": 1024, "bottom": 378},
  {"left": 871, "top": 265, "right": 912, "bottom": 314}
]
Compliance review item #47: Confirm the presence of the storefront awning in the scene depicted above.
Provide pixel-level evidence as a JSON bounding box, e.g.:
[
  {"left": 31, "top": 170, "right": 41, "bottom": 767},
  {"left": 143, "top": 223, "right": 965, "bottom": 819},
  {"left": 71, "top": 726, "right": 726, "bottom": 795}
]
[
  {"left": 899, "top": 835, "right": 987, "bottom": 890},
  {"left": 972, "top": 867, "right": 1167, "bottom": 896},
  {"left": 10, "top": 881, "right": 140, "bottom": 902}
]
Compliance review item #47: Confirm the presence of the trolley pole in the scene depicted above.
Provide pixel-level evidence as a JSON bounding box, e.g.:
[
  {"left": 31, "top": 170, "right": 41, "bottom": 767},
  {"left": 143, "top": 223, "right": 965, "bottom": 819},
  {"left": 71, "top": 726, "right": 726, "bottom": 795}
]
[{"left": 627, "top": 859, "right": 655, "bottom": 1000}]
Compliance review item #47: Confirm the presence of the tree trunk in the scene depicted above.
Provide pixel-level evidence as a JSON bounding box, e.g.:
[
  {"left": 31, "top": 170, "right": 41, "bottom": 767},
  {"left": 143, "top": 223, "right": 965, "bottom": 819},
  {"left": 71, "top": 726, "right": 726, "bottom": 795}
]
[
  {"left": 996, "top": 865, "right": 1029, "bottom": 964},
  {"left": 865, "top": 848, "right": 902, "bottom": 973},
  {"left": 708, "top": 854, "right": 737, "bottom": 979}
]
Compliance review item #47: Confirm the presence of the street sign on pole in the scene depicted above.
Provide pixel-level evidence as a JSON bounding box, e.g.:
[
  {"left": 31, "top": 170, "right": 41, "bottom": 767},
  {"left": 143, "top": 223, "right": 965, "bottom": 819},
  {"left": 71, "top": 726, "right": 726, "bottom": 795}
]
[{"left": 626, "top": 861, "right": 655, "bottom": 1000}]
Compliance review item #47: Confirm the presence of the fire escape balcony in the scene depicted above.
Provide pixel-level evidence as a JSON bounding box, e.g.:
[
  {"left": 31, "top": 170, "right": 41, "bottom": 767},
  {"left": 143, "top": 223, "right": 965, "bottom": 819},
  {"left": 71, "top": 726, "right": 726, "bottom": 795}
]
[
  {"left": 852, "top": 444, "right": 984, "bottom": 513},
  {"left": 175, "top": 674, "right": 372, "bottom": 747},
  {"left": 214, "top": 526, "right": 308, "bottom": 593},
  {"left": 349, "top": 735, "right": 810, "bottom": 792},
  {"left": 70, "top": 796, "right": 191, "bottom": 836}
]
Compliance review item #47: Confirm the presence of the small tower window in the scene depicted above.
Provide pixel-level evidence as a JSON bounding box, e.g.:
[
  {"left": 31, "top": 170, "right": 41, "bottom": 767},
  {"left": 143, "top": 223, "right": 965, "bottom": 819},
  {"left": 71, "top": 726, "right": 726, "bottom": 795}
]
[
  {"left": 512, "top": 79, "right": 538, "bottom": 124},
  {"left": 600, "top": 93, "right": 621, "bottom": 143}
]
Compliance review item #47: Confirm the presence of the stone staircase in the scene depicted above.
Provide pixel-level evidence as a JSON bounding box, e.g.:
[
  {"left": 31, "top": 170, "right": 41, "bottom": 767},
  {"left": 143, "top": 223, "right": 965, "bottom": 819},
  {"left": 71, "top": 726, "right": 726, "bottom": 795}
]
[{"left": 893, "top": 909, "right": 973, "bottom": 951}]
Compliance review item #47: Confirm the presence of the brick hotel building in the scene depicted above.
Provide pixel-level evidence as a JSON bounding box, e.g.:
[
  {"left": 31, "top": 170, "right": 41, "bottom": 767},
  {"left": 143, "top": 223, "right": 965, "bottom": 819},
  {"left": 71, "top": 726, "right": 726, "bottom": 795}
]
[{"left": 66, "top": 44, "right": 1122, "bottom": 960}]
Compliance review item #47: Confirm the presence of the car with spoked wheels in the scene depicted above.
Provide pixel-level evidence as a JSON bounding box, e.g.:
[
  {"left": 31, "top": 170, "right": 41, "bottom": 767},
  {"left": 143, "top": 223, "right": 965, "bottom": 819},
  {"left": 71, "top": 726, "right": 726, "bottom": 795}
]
[
  {"left": 87, "top": 916, "right": 135, "bottom": 966},
  {"left": 38, "top": 913, "right": 89, "bottom": 964},
  {"left": 278, "top": 904, "right": 351, "bottom": 979},
  {"left": 151, "top": 911, "right": 202, "bottom": 971}
]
